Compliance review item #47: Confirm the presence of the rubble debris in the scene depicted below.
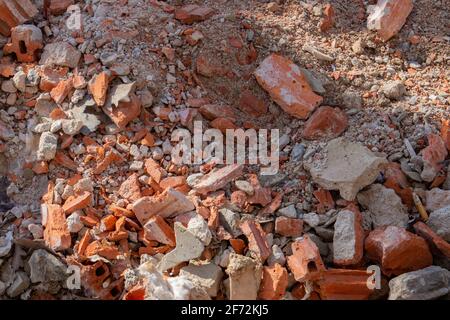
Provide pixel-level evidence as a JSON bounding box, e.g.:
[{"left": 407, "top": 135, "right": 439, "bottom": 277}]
[
  {"left": 413, "top": 222, "right": 450, "bottom": 258},
  {"left": 225, "top": 253, "right": 262, "bottom": 300},
  {"left": 388, "top": 266, "right": 449, "bottom": 300},
  {"left": 174, "top": 5, "right": 214, "bottom": 24},
  {"left": 254, "top": 54, "right": 323, "bottom": 119},
  {"left": 302, "top": 106, "right": 348, "bottom": 140},
  {"left": 306, "top": 138, "right": 387, "bottom": 201},
  {"left": 157, "top": 222, "right": 204, "bottom": 272},
  {"left": 357, "top": 184, "right": 409, "bottom": 229},
  {"left": 367, "top": 0, "right": 413, "bottom": 41},
  {"left": 365, "top": 226, "right": 433, "bottom": 276},
  {"left": 287, "top": 235, "right": 326, "bottom": 282},
  {"left": 316, "top": 269, "right": 374, "bottom": 300},
  {"left": 427, "top": 206, "right": 450, "bottom": 242},
  {"left": 132, "top": 188, "right": 195, "bottom": 224},
  {"left": 39, "top": 42, "right": 81, "bottom": 68},
  {"left": 3, "top": 24, "right": 43, "bottom": 62},
  {"left": 179, "top": 262, "right": 223, "bottom": 298},
  {"left": 258, "top": 263, "right": 288, "bottom": 300},
  {"left": 333, "top": 209, "right": 364, "bottom": 266},
  {"left": 0, "top": 0, "right": 38, "bottom": 36},
  {"left": 193, "top": 164, "right": 244, "bottom": 195}
]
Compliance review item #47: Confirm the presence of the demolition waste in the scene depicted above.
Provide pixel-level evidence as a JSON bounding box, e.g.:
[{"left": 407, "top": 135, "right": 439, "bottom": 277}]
[{"left": 0, "top": 0, "right": 449, "bottom": 300}]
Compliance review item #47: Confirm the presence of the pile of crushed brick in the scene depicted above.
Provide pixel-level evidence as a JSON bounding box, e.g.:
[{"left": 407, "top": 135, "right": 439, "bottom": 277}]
[{"left": 0, "top": 0, "right": 449, "bottom": 300}]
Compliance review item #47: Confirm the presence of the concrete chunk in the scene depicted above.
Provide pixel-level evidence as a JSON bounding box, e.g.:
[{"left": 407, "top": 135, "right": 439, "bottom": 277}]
[
  {"left": 306, "top": 138, "right": 387, "bottom": 201},
  {"left": 389, "top": 266, "right": 449, "bottom": 300},
  {"left": 180, "top": 262, "right": 223, "bottom": 297}
]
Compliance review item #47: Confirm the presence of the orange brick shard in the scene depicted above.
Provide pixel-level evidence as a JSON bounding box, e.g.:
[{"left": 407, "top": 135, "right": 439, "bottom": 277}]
[
  {"left": 258, "top": 264, "right": 288, "bottom": 300},
  {"left": 302, "top": 106, "right": 348, "bottom": 140},
  {"left": 287, "top": 235, "right": 326, "bottom": 282},
  {"left": 0, "top": 0, "right": 38, "bottom": 36},
  {"left": 3, "top": 24, "right": 43, "bottom": 62},
  {"left": 62, "top": 191, "right": 91, "bottom": 214},
  {"left": 413, "top": 222, "right": 450, "bottom": 258},
  {"left": 316, "top": 269, "right": 373, "bottom": 300},
  {"left": 254, "top": 54, "right": 323, "bottom": 119},
  {"left": 131, "top": 187, "right": 195, "bottom": 225},
  {"left": 365, "top": 225, "right": 433, "bottom": 276},
  {"left": 275, "top": 216, "right": 303, "bottom": 237},
  {"left": 43, "top": 204, "right": 71, "bottom": 251},
  {"left": 240, "top": 220, "right": 271, "bottom": 262},
  {"left": 143, "top": 215, "right": 176, "bottom": 246}
]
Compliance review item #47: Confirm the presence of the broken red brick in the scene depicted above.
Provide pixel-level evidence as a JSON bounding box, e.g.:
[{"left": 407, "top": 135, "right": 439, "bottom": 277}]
[
  {"left": 43, "top": 204, "right": 71, "bottom": 251},
  {"left": 88, "top": 71, "right": 109, "bottom": 106},
  {"left": 275, "top": 216, "right": 303, "bottom": 237},
  {"left": 47, "top": 0, "right": 74, "bottom": 15},
  {"left": 441, "top": 119, "right": 450, "bottom": 151},
  {"left": 39, "top": 66, "right": 68, "bottom": 92},
  {"left": 62, "top": 191, "right": 91, "bottom": 214},
  {"left": 319, "top": 4, "right": 335, "bottom": 32},
  {"left": 365, "top": 226, "right": 433, "bottom": 276},
  {"left": 367, "top": 0, "right": 413, "bottom": 41},
  {"left": 159, "top": 176, "right": 186, "bottom": 190},
  {"left": 302, "top": 106, "right": 348, "bottom": 140},
  {"left": 313, "top": 188, "right": 335, "bottom": 214},
  {"left": 102, "top": 93, "right": 142, "bottom": 129},
  {"left": 85, "top": 240, "right": 120, "bottom": 260},
  {"left": 143, "top": 215, "right": 175, "bottom": 246},
  {"left": 145, "top": 158, "right": 165, "bottom": 183},
  {"left": 174, "top": 4, "right": 214, "bottom": 24},
  {"left": 3, "top": 24, "right": 43, "bottom": 62},
  {"left": 287, "top": 235, "right": 326, "bottom": 282},
  {"left": 258, "top": 264, "right": 288, "bottom": 300},
  {"left": 118, "top": 173, "right": 142, "bottom": 202},
  {"left": 0, "top": 0, "right": 38, "bottom": 36},
  {"left": 50, "top": 77, "right": 73, "bottom": 104},
  {"left": 229, "top": 238, "right": 246, "bottom": 255},
  {"left": 421, "top": 133, "right": 448, "bottom": 181},
  {"left": 238, "top": 90, "right": 267, "bottom": 117},
  {"left": 413, "top": 221, "right": 450, "bottom": 258},
  {"left": 199, "top": 104, "right": 236, "bottom": 121},
  {"left": 254, "top": 54, "right": 323, "bottom": 119},
  {"left": 194, "top": 164, "right": 244, "bottom": 195},
  {"left": 240, "top": 219, "right": 271, "bottom": 262},
  {"left": 316, "top": 269, "right": 373, "bottom": 300},
  {"left": 210, "top": 117, "right": 238, "bottom": 133},
  {"left": 100, "top": 215, "right": 117, "bottom": 232},
  {"left": 132, "top": 187, "right": 195, "bottom": 225},
  {"left": 382, "top": 162, "right": 413, "bottom": 208}
]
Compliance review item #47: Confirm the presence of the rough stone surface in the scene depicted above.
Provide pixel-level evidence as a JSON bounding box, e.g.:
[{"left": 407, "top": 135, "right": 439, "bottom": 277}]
[
  {"left": 427, "top": 206, "right": 450, "bottom": 242},
  {"left": 179, "top": 262, "right": 223, "bottom": 297},
  {"left": 226, "top": 253, "right": 262, "bottom": 300},
  {"left": 388, "top": 266, "right": 449, "bottom": 300},
  {"left": 157, "top": 222, "right": 204, "bottom": 272},
  {"left": 333, "top": 209, "right": 364, "bottom": 266},
  {"left": 306, "top": 138, "right": 387, "bottom": 201},
  {"left": 357, "top": 184, "right": 409, "bottom": 229}
]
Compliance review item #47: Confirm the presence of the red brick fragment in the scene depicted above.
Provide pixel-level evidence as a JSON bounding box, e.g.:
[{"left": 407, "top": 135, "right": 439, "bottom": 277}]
[
  {"left": 275, "top": 216, "right": 303, "bottom": 237},
  {"left": 413, "top": 222, "right": 450, "bottom": 258},
  {"left": 316, "top": 269, "right": 373, "bottom": 300},
  {"left": 254, "top": 54, "right": 323, "bottom": 119},
  {"left": 143, "top": 215, "right": 175, "bottom": 246},
  {"left": 240, "top": 219, "right": 271, "bottom": 262},
  {"left": 302, "top": 106, "right": 348, "bottom": 140},
  {"left": 258, "top": 264, "right": 288, "bottom": 300},
  {"left": 287, "top": 235, "right": 326, "bottom": 282},
  {"left": 43, "top": 204, "right": 71, "bottom": 251},
  {"left": 62, "top": 191, "right": 91, "bottom": 214},
  {"left": 365, "top": 226, "right": 433, "bottom": 276},
  {"left": 174, "top": 5, "right": 214, "bottom": 24}
]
